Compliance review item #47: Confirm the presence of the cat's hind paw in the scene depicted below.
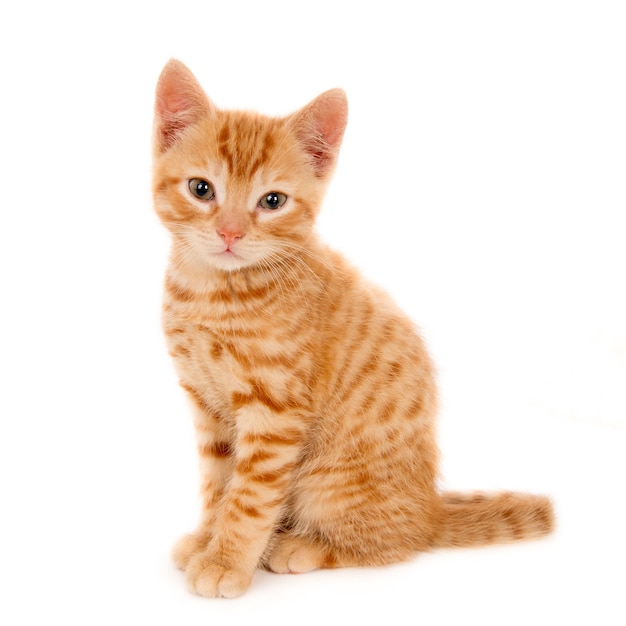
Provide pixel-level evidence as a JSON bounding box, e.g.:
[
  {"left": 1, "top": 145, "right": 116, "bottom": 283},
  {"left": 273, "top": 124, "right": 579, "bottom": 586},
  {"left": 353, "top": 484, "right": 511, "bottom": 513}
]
[{"left": 267, "top": 535, "right": 325, "bottom": 574}]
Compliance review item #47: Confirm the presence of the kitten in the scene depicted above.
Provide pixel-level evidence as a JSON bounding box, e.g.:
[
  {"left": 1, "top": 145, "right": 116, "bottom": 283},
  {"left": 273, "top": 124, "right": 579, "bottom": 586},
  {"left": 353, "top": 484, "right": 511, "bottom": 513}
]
[{"left": 152, "top": 59, "right": 554, "bottom": 598}]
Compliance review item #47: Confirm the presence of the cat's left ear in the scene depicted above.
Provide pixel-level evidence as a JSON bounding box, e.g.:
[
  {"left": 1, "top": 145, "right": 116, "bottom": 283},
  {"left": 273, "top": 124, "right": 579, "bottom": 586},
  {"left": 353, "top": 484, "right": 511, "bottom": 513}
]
[
  {"left": 154, "top": 59, "right": 213, "bottom": 152},
  {"left": 289, "top": 89, "right": 348, "bottom": 177}
]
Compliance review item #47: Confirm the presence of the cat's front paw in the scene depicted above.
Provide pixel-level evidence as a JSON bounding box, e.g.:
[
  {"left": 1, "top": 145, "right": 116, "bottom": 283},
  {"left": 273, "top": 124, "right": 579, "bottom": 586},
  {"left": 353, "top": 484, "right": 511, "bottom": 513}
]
[
  {"left": 172, "top": 531, "right": 211, "bottom": 571},
  {"left": 186, "top": 553, "right": 253, "bottom": 598}
]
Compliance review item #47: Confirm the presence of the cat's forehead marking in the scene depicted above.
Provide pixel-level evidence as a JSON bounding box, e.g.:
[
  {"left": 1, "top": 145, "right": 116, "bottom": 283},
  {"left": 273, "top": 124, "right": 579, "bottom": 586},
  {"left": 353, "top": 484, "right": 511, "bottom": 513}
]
[{"left": 216, "top": 114, "right": 282, "bottom": 182}]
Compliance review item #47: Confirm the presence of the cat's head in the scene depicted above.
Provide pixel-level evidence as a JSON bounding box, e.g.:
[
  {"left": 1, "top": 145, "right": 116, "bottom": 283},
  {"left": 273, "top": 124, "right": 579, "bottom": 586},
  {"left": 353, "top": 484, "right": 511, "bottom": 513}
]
[{"left": 152, "top": 60, "right": 347, "bottom": 273}]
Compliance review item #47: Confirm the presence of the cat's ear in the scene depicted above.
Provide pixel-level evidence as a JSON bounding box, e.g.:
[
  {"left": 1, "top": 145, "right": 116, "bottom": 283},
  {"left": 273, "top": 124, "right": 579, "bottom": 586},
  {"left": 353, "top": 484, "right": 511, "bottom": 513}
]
[
  {"left": 289, "top": 89, "right": 348, "bottom": 177},
  {"left": 154, "top": 59, "right": 212, "bottom": 152}
]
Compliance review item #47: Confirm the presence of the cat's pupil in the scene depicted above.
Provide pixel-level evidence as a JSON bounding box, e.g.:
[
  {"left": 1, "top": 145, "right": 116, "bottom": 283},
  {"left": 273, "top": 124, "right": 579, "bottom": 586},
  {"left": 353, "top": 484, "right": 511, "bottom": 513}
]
[
  {"left": 266, "top": 193, "right": 279, "bottom": 208},
  {"left": 196, "top": 181, "right": 210, "bottom": 196}
]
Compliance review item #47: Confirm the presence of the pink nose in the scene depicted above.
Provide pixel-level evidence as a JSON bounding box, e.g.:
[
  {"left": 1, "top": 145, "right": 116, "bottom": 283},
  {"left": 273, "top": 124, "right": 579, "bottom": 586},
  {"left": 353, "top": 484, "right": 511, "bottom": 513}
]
[{"left": 218, "top": 229, "right": 243, "bottom": 247}]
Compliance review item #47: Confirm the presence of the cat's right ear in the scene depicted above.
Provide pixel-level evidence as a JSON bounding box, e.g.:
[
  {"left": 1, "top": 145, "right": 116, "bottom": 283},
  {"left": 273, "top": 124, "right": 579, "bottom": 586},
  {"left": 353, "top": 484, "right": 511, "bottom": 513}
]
[{"left": 154, "top": 59, "right": 212, "bottom": 152}]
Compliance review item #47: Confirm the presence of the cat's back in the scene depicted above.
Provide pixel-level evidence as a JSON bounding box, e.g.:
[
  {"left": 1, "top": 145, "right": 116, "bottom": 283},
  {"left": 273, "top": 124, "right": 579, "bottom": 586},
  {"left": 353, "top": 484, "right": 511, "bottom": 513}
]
[{"left": 312, "top": 249, "right": 437, "bottom": 415}]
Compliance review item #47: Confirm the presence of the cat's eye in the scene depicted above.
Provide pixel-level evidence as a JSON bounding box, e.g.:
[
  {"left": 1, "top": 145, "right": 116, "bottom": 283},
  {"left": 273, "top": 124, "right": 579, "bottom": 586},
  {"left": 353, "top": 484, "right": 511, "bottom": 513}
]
[
  {"left": 259, "top": 192, "right": 287, "bottom": 211},
  {"left": 189, "top": 178, "right": 215, "bottom": 201}
]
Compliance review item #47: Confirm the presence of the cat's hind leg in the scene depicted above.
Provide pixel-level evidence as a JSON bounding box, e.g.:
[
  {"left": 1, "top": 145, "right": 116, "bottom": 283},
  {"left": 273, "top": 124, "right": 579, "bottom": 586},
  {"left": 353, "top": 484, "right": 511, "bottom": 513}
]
[{"left": 263, "top": 527, "right": 388, "bottom": 574}]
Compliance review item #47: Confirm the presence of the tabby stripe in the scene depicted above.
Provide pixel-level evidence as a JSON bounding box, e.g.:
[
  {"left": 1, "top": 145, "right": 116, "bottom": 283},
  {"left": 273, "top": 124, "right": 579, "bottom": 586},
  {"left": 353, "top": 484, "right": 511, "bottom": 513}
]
[
  {"left": 334, "top": 359, "right": 379, "bottom": 409},
  {"left": 359, "top": 389, "right": 378, "bottom": 414},
  {"left": 180, "top": 382, "right": 222, "bottom": 420},
  {"left": 226, "top": 493, "right": 285, "bottom": 523},
  {"left": 165, "top": 275, "right": 196, "bottom": 302},
  {"left": 230, "top": 499, "right": 263, "bottom": 519},
  {"left": 217, "top": 122, "right": 233, "bottom": 172},
  {"left": 231, "top": 378, "right": 300, "bottom": 413},
  {"left": 388, "top": 360, "right": 404, "bottom": 379},
  {"left": 237, "top": 448, "right": 278, "bottom": 471},
  {"left": 164, "top": 326, "right": 186, "bottom": 335},
  {"left": 318, "top": 484, "right": 372, "bottom": 506},
  {"left": 379, "top": 401, "right": 396, "bottom": 423},
  {"left": 403, "top": 395, "right": 426, "bottom": 420},
  {"left": 241, "top": 429, "right": 303, "bottom": 447},
  {"left": 169, "top": 344, "right": 190, "bottom": 357},
  {"left": 248, "top": 463, "right": 295, "bottom": 485},
  {"left": 501, "top": 507, "right": 526, "bottom": 540},
  {"left": 205, "top": 283, "right": 283, "bottom": 310},
  {"left": 331, "top": 318, "right": 377, "bottom": 396},
  {"left": 198, "top": 441, "right": 232, "bottom": 458},
  {"left": 231, "top": 279, "right": 280, "bottom": 302},
  {"left": 199, "top": 487, "right": 222, "bottom": 505},
  {"left": 247, "top": 130, "right": 276, "bottom": 178},
  {"left": 222, "top": 339, "right": 298, "bottom": 370}
]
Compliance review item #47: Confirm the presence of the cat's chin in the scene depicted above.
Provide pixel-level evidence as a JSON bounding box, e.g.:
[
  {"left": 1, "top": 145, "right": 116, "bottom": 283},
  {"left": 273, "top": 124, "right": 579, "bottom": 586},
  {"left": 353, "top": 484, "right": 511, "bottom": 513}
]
[{"left": 208, "top": 251, "right": 255, "bottom": 273}]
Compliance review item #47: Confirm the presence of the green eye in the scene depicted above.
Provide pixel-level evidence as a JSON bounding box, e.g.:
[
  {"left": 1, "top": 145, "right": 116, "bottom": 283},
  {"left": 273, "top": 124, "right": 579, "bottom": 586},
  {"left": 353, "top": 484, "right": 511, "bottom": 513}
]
[
  {"left": 260, "top": 192, "right": 287, "bottom": 210},
  {"left": 189, "top": 179, "right": 215, "bottom": 200}
]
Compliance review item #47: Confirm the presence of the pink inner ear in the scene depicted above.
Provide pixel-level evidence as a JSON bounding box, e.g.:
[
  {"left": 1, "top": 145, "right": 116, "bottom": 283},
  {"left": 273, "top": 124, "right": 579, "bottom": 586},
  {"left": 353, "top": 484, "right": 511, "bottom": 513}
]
[
  {"left": 293, "top": 89, "right": 348, "bottom": 177},
  {"left": 159, "top": 92, "right": 194, "bottom": 117},
  {"left": 315, "top": 98, "right": 348, "bottom": 150},
  {"left": 154, "top": 60, "right": 210, "bottom": 151}
]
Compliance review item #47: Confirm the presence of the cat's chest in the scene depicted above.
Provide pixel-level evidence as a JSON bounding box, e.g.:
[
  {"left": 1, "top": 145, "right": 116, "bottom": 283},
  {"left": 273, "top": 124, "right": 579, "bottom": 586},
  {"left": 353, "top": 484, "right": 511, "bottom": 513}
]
[
  {"left": 163, "top": 298, "right": 318, "bottom": 419},
  {"left": 164, "top": 316, "right": 249, "bottom": 393},
  {"left": 162, "top": 265, "right": 322, "bottom": 410}
]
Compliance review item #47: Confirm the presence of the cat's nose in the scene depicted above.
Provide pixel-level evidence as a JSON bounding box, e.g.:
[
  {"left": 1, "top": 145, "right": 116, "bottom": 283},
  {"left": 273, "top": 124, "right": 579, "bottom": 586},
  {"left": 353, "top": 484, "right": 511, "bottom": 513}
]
[{"left": 218, "top": 228, "right": 244, "bottom": 247}]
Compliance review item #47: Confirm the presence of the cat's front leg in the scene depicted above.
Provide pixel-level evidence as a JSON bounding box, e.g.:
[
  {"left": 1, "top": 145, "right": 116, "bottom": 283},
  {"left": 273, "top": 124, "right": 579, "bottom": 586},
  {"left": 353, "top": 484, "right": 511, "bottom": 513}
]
[
  {"left": 173, "top": 383, "right": 234, "bottom": 571},
  {"left": 185, "top": 404, "right": 306, "bottom": 598}
]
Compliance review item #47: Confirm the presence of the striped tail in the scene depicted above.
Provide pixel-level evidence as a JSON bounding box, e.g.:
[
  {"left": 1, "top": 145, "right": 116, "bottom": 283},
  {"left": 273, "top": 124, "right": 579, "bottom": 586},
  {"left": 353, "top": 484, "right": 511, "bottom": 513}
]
[{"left": 432, "top": 491, "right": 555, "bottom": 548}]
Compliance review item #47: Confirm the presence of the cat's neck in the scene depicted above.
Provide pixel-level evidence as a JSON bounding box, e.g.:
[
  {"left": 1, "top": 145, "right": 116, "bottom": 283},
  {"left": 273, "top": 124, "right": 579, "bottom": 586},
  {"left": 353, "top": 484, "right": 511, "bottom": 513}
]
[{"left": 166, "top": 236, "right": 337, "bottom": 313}]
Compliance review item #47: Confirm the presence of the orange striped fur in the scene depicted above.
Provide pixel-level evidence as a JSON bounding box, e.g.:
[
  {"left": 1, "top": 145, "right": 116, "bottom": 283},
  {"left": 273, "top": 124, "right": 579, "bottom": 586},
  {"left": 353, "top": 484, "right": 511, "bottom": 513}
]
[{"left": 152, "top": 60, "right": 554, "bottom": 598}]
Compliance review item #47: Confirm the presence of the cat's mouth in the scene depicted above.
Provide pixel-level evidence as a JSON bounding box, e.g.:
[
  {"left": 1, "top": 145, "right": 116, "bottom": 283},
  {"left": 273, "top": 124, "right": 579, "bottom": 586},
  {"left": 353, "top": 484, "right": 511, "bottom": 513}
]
[
  {"left": 211, "top": 247, "right": 249, "bottom": 271},
  {"left": 221, "top": 249, "right": 241, "bottom": 260},
  {"left": 221, "top": 241, "right": 243, "bottom": 257}
]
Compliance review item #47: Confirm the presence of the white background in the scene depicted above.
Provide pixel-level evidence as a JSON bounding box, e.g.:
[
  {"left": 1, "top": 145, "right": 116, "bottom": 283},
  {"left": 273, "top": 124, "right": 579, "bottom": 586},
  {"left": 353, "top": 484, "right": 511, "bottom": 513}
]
[{"left": 1, "top": 1, "right": 625, "bottom": 624}]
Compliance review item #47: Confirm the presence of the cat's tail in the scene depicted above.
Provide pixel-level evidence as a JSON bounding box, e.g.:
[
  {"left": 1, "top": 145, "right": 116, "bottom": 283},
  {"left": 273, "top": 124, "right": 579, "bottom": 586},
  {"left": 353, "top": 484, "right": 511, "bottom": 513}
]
[{"left": 431, "top": 491, "right": 555, "bottom": 548}]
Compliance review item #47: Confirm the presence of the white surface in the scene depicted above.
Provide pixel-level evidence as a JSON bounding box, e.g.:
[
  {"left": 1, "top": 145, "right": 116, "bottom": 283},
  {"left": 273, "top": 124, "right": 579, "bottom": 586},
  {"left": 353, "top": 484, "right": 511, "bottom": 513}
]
[{"left": 1, "top": 1, "right": 624, "bottom": 624}]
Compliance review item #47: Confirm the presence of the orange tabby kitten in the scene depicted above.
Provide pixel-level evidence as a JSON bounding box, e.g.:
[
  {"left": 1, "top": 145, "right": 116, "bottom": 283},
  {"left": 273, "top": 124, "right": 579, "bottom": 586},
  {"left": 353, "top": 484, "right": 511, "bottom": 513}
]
[{"left": 152, "top": 59, "right": 554, "bottom": 598}]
